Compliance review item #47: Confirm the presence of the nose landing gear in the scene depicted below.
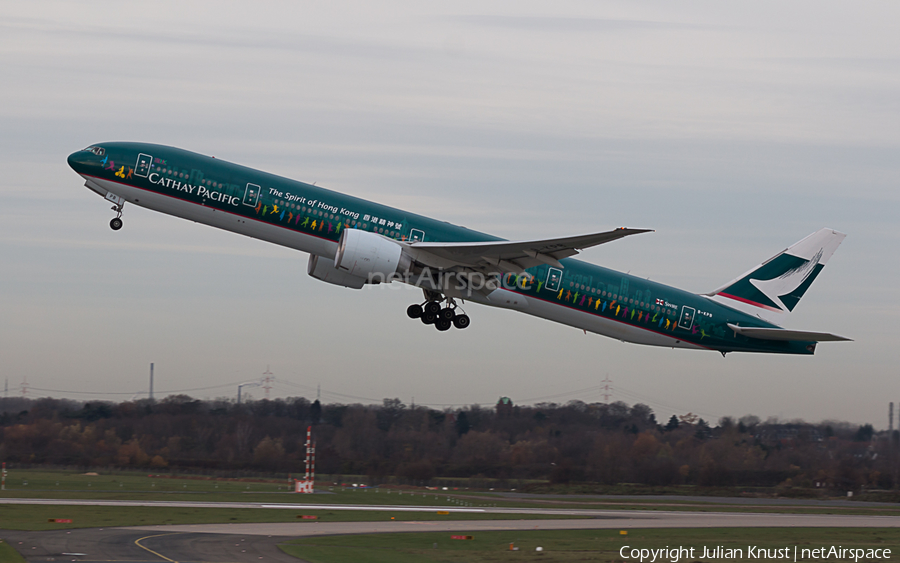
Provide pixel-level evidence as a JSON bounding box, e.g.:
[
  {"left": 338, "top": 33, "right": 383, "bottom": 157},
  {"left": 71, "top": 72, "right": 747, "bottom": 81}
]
[
  {"left": 108, "top": 196, "right": 125, "bottom": 230},
  {"left": 407, "top": 295, "right": 470, "bottom": 331}
]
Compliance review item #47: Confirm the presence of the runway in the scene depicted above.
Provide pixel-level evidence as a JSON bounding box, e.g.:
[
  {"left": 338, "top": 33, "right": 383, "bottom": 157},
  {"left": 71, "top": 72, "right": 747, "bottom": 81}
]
[
  {"left": 3, "top": 499, "right": 898, "bottom": 562},
  {"left": 4, "top": 497, "right": 900, "bottom": 520},
  {"left": 5, "top": 512, "right": 900, "bottom": 563},
  {"left": 1, "top": 528, "right": 299, "bottom": 563}
]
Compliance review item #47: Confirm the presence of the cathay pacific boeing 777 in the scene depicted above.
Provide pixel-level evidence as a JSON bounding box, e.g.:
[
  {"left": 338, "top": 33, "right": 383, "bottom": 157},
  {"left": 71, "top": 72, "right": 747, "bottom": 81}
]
[{"left": 68, "top": 143, "right": 850, "bottom": 355}]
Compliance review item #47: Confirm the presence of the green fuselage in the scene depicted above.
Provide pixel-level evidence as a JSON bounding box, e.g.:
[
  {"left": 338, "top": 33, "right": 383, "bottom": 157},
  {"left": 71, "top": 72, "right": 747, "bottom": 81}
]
[{"left": 67, "top": 142, "right": 815, "bottom": 355}]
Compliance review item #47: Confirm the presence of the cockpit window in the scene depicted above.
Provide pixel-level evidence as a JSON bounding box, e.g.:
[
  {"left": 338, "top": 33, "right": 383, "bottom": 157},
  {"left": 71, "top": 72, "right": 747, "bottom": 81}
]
[{"left": 83, "top": 146, "right": 105, "bottom": 156}]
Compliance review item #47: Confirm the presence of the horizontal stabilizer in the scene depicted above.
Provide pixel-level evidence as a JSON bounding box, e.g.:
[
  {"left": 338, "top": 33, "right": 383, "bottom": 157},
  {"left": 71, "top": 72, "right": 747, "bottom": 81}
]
[{"left": 727, "top": 323, "right": 852, "bottom": 342}]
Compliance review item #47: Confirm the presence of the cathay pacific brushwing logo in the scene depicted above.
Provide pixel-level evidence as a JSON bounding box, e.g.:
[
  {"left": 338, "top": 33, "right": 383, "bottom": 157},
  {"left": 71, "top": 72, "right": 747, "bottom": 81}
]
[{"left": 748, "top": 249, "right": 823, "bottom": 312}]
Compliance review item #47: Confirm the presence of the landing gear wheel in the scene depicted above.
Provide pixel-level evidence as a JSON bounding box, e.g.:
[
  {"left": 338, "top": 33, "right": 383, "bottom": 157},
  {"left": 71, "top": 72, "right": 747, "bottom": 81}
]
[
  {"left": 439, "top": 307, "right": 456, "bottom": 321},
  {"left": 424, "top": 301, "right": 441, "bottom": 315},
  {"left": 435, "top": 318, "right": 452, "bottom": 331},
  {"left": 407, "top": 304, "right": 423, "bottom": 319},
  {"left": 452, "top": 314, "right": 471, "bottom": 329},
  {"left": 421, "top": 312, "right": 437, "bottom": 325},
  {"left": 109, "top": 217, "right": 123, "bottom": 231}
]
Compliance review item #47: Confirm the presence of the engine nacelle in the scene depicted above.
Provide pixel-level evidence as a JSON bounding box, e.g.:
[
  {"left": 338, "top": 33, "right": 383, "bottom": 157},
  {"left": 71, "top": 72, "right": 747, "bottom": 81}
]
[
  {"left": 334, "top": 228, "right": 410, "bottom": 283},
  {"left": 308, "top": 254, "right": 367, "bottom": 289}
]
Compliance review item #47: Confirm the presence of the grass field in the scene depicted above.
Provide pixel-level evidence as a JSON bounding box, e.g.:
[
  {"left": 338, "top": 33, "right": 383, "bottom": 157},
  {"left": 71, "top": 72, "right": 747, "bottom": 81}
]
[
  {"left": 4, "top": 470, "right": 900, "bottom": 514},
  {"left": 2, "top": 469, "right": 899, "bottom": 533},
  {"left": 280, "top": 528, "right": 900, "bottom": 563},
  {"left": 0, "top": 540, "right": 27, "bottom": 563}
]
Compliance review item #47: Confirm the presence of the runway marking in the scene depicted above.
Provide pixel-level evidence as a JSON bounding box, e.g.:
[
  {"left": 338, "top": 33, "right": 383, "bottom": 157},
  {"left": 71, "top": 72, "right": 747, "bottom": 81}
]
[{"left": 134, "top": 532, "right": 181, "bottom": 562}]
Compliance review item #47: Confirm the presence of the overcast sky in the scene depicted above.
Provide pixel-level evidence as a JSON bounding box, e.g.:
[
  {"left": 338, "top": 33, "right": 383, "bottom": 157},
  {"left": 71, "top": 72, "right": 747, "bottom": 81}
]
[{"left": 2, "top": 1, "right": 898, "bottom": 426}]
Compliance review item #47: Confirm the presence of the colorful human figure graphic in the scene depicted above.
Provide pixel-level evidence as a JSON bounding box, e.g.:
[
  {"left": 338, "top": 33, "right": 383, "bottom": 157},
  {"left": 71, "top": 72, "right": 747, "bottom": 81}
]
[
  {"left": 700, "top": 329, "right": 708, "bottom": 340},
  {"left": 125, "top": 167, "right": 133, "bottom": 179},
  {"left": 105, "top": 160, "right": 116, "bottom": 171},
  {"left": 601, "top": 301, "right": 607, "bottom": 312},
  {"left": 335, "top": 222, "right": 343, "bottom": 234},
  {"left": 587, "top": 297, "right": 593, "bottom": 308},
  {"left": 565, "top": 290, "right": 572, "bottom": 301},
  {"left": 271, "top": 204, "right": 279, "bottom": 215},
  {"left": 115, "top": 166, "right": 125, "bottom": 178},
  {"left": 279, "top": 210, "right": 285, "bottom": 221},
  {"left": 573, "top": 291, "right": 579, "bottom": 303},
  {"left": 558, "top": 289, "right": 564, "bottom": 300},
  {"left": 311, "top": 220, "right": 317, "bottom": 230},
  {"left": 262, "top": 206, "right": 268, "bottom": 215},
  {"left": 536, "top": 281, "right": 543, "bottom": 292},
  {"left": 301, "top": 217, "right": 309, "bottom": 227},
  {"left": 615, "top": 305, "right": 621, "bottom": 316},
  {"left": 327, "top": 222, "right": 333, "bottom": 233},
  {"left": 287, "top": 212, "right": 293, "bottom": 223},
  {"left": 318, "top": 221, "right": 324, "bottom": 231},
  {"left": 254, "top": 202, "right": 262, "bottom": 214},
  {"left": 100, "top": 156, "right": 108, "bottom": 167},
  {"left": 579, "top": 295, "right": 586, "bottom": 306}
]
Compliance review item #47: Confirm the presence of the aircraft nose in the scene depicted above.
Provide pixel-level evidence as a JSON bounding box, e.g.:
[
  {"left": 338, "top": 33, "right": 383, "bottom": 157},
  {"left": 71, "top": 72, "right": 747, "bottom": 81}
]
[
  {"left": 67, "top": 147, "right": 100, "bottom": 174},
  {"left": 67, "top": 149, "right": 89, "bottom": 172},
  {"left": 66, "top": 150, "right": 80, "bottom": 170}
]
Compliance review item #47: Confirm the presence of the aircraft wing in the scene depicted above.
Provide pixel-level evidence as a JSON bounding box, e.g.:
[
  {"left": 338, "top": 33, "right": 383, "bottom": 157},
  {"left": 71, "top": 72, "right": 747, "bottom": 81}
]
[
  {"left": 727, "top": 324, "right": 852, "bottom": 342},
  {"left": 407, "top": 227, "right": 652, "bottom": 273}
]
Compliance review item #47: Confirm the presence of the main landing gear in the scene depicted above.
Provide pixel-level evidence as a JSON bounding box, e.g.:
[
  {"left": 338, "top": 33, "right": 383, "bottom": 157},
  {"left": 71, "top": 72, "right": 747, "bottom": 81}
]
[{"left": 406, "top": 296, "right": 471, "bottom": 331}]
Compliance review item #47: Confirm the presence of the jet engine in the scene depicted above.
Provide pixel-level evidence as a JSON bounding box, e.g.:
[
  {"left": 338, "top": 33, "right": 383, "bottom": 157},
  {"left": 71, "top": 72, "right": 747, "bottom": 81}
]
[
  {"left": 334, "top": 228, "right": 411, "bottom": 283},
  {"left": 307, "top": 254, "right": 367, "bottom": 289}
]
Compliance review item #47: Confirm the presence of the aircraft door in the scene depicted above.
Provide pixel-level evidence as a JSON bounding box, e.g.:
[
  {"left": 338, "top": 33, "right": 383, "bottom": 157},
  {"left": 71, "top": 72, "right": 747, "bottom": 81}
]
[
  {"left": 243, "top": 183, "right": 260, "bottom": 207},
  {"left": 545, "top": 267, "right": 563, "bottom": 292},
  {"left": 678, "top": 306, "right": 696, "bottom": 330},
  {"left": 134, "top": 153, "right": 152, "bottom": 177}
]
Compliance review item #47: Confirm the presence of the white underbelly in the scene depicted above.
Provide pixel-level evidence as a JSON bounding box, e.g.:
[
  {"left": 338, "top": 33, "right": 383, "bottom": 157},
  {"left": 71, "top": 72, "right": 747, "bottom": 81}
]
[
  {"left": 468, "top": 290, "right": 703, "bottom": 350},
  {"left": 88, "top": 177, "right": 335, "bottom": 258}
]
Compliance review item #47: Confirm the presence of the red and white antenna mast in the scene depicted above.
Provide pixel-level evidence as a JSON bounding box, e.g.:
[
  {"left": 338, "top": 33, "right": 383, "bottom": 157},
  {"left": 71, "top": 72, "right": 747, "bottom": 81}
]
[{"left": 295, "top": 426, "right": 315, "bottom": 493}]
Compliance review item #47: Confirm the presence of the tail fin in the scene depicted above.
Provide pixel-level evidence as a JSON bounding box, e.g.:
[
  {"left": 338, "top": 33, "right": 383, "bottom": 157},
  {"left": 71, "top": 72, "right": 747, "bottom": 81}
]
[{"left": 707, "top": 228, "right": 846, "bottom": 322}]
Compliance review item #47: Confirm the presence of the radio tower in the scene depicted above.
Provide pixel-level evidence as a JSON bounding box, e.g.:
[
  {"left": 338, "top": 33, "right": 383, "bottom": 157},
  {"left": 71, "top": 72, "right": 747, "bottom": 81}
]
[
  {"left": 262, "top": 366, "right": 274, "bottom": 400},
  {"left": 600, "top": 375, "right": 613, "bottom": 404}
]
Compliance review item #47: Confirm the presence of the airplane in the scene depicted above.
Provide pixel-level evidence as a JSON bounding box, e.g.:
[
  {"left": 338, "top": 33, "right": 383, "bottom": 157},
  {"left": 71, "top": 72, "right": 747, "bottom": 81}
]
[{"left": 67, "top": 142, "right": 850, "bottom": 355}]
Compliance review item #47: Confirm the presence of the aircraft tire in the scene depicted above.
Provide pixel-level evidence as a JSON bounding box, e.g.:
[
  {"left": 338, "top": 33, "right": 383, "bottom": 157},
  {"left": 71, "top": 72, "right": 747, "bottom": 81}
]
[
  {"left": 439, "top": 307, "right": 456, "bottom": 320},
  {"left": 421, "top": 312, "right": 437, "bottom": 325},
  {"left": 452, "top": 315, "right": 471, "bottom": 329},
  {"left": 435, "top": 318, "right": 452, "bottom": 331},
  {"left": 407, "top": 304, "right": 423, "bottom": 319},
  {"left": 424, "top": 301, "right": 442, "bottom": 315},
  {"left": 110, "top": 217, "right": 123, "bottom": 230}
]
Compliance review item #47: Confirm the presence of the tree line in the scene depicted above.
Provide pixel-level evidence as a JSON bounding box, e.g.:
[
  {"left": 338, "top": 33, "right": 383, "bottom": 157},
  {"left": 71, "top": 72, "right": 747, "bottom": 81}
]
[{"left": 0, "top": 395, "right": 896, "bottom": 492}]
